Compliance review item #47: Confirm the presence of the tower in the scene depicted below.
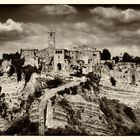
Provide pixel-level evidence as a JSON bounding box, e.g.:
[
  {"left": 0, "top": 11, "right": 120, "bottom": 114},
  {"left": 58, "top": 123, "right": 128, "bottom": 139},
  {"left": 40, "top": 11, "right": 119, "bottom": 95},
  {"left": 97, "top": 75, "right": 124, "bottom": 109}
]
[{"left": 48, "top": 30, "right": 55, "bottom": 49}]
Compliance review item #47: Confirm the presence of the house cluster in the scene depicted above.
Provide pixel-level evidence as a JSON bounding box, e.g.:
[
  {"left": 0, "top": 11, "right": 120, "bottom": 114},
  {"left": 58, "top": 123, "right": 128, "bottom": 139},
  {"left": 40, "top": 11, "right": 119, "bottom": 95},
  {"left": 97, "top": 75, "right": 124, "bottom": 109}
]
[
  {"left": 20, "top": 30, "right": 101, "bottom": 75},
  {"left": 20, "top": 30, "right": 140, "bottom": 86}
]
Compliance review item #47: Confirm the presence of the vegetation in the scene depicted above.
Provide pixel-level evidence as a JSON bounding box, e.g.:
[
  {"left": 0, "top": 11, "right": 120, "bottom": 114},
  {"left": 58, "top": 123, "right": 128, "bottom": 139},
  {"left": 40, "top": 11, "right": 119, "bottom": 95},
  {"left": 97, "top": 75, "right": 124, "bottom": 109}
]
[
  {"left": 110, "top": 77, "right": 116, "bottom": 86},
  {"left": 133, "top": 56, "right": 140, "bottom": 64},
  {"left": 46, "top": 77, "right": 63, "bottom": 89},
  {"left": 3, "top": 52, "right": 25, "bottom": 82},
  {"left": 99, "top": 97, "right": 140, "bottom": 135},
  {"left": 45, "top": 126, "right": 88, "bottom": 136},
  {"left": 4, "top": 115, "right": 39, "bottom": 135},
  {"left": 122, "top": 52, "right": 140, "bottom": 64},
  {"left": 112, "top": 56, "right": 119, "bottom": 63},
  {"left": 105, "top": 61, "right": 114, "bottom": 70},
  {"left": 22, "top": 65, "right": 40, "bottom": 87},
  {"left": 2, "top": 52, "right": 41, "bottom": 86},
  {"left": 122, "top": 53, "right": 133, "bottom": 62},
  {"left": 0, "top": 93, "right": 8, "bottom": 119},
  {"left": 101, "top": 49, "right": 111, "bottom": 60},
  {"left": 86, "top": 72, "right": 100, "bottom": 84},
  {"left": 57, "top": 97, "right": 87, "bottom": 135}
]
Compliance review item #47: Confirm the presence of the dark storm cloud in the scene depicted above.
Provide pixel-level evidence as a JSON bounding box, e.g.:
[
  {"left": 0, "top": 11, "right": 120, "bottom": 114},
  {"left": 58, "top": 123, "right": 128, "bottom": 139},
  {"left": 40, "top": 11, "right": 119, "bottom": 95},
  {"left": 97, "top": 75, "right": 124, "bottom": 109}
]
[
  {"left": 0, "top": 5, "right": 78, "bottom": 24},
  {"left": 88, "top": 6, "right": 140, "bottom": 52}
]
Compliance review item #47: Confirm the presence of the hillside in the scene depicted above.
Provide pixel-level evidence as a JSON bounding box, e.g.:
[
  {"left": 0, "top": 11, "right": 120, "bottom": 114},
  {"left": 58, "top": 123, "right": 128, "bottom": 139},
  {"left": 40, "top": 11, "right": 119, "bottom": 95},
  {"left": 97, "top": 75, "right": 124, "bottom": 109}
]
[{"left": 0, "top": 68, "right": 140, "bottom": 135}]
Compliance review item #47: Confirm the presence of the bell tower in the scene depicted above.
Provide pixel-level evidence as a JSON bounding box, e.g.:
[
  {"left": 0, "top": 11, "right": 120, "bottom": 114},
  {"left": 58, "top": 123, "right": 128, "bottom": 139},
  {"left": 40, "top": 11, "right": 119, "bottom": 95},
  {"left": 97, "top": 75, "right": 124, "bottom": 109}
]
[{"left": 48, "top": 29, "right": 55, "bottom": 49}]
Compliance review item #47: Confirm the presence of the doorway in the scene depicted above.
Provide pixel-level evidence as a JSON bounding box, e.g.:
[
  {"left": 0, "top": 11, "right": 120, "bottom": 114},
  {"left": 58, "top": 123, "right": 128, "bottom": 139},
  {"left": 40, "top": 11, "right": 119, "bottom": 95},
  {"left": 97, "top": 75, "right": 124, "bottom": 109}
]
[{"left": 57, "top": 63, "right": 62, "bottom": 70}]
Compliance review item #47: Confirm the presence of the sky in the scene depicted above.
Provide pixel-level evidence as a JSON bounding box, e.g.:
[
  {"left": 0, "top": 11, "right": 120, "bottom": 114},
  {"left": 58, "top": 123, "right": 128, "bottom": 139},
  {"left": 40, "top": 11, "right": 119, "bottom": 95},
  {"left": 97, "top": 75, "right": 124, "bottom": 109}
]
[{"left": 0, "top": 5, "right": 140, "bottom": 58}]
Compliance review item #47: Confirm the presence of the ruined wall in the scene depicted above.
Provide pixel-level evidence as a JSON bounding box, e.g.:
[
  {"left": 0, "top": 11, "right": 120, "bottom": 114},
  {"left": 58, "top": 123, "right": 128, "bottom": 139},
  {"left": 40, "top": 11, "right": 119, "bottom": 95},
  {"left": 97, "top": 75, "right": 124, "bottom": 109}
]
[
  {"left": 101, "top": 62, "right": 140, "bottom": 86},
  {"left": 20, "top": 49, "right": 38, "bottom": 67}
]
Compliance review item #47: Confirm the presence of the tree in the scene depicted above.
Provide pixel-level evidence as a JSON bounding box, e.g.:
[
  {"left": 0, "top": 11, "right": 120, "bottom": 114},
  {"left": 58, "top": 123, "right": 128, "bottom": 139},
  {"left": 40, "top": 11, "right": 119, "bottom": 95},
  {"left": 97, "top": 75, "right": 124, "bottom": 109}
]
[
  {"left": 122, "top": 53, "right": 133, "bottom": 62},
  {"left": 133, "top": 56, "right": 140, "bottom": 64},
  {"left": 110, "top": 77, "right": 116, "bottom": 86},
  {"left": 101, "top": 49, "right": 111, "bottom": 60},
  {"left": 112, "top": 56, "right": 119, "bottom": 63}
]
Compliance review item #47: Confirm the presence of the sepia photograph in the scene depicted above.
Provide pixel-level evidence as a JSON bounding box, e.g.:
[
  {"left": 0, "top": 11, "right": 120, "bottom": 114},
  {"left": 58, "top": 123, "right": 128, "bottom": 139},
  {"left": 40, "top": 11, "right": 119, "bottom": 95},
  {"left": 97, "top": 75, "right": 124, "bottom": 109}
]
[{"left": 0, "top": 4, "right": 140, "bottom": 136}]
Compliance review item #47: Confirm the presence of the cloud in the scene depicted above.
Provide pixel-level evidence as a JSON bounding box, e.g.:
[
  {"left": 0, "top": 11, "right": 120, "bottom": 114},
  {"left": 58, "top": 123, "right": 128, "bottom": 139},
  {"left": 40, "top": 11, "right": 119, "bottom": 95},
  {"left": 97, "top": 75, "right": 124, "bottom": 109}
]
[
  {"left": 40, "top": 5, "right": 77, "bottom": 15},
  {"left": 1, "top": 6, "right": 140, "bottom": 58},
  {"left": 90, "top": 6, "right": 140, "bottom": 23},
  {"left": 0, "top": 19, "right": 24, "bottom": 42},
  {"left": 0, "top": 18, "right": 22, "bottom": 32}
]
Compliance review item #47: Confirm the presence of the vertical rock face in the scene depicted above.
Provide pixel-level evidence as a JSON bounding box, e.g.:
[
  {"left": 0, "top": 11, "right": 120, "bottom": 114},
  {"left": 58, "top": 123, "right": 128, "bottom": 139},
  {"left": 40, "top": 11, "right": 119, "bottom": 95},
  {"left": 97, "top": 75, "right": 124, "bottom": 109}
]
[
  {"left": 29, "top": 99, "right": 40, "bottom": 123},
  {"left": 0, "top": 68, "right": 140, "bottom": 136},
  {"left": 44, "top": 80, "right": 112, "bottom": 136},
  {"left": 0, "top": 72, "right": 41, "bottom": 132},
  {"left": 99, "top": 69, "right": 140, "bottom": 135}
]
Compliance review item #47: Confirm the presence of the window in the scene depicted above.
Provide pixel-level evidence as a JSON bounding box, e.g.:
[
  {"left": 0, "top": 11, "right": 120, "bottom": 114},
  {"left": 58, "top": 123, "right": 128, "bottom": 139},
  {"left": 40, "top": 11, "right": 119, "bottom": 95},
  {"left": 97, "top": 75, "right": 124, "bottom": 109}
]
[{"left": 56, "top": 50, "right": 62, "bottom": 53}]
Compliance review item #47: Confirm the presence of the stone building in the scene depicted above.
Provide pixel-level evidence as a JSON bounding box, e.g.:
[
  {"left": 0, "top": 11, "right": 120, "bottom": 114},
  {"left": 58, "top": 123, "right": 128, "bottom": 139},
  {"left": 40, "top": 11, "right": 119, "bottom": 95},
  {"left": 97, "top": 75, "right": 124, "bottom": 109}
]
[
  {"left": 36, "top": 30, "right": 55, "bottom": 73},
  {"left": 20, "top": 30, "right": 101, "bottom": 75},
  {"left": 53, "top": 49, "right": 70, "bottom": 74},
  {"left": 20, "top": 49, "right": 38, "bottom": 67},
  {"left": 69, "top": 47, "right": 101, "bottom": 74}
]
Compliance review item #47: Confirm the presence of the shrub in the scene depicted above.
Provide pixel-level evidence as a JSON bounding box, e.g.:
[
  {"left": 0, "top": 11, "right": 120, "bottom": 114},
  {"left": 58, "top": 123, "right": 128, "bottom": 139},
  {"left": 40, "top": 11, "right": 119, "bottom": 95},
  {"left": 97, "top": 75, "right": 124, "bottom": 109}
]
[
  {"left": 110, "top": 77, "right": 116, "bottom": 86},
  {"left": 34, "top": 90, "right": 42, "bottom": 98},
  {"left": 129, "top": 125, "right": 140, "bottom": 135},
  {"left": 45, "top": 126, "right": 88, "bottom": 136},
  {"left": 22, "top": 65, "right": 40, "bottom": 87},
  {"left": 4, "top": 116, "right": 39, "bottom": 135},
  {"left": 86, "top": 72, "right": 100, "bottom": 84},
  {"left": 82, "top": 80, "right": 91, "bottom": 90},
  {"left": 105, "top": 61, "right": 114, "bottom": 70},
  {"left": 64, "top": 88, "right": 70, "bottom": 95},
  {"left": 99, "top": 97, "right": 138, "bottom": 135},
  {"left": 124, "top": 106, "right": 136, "bottom": 123},
  {"left": 46, "top": 77, "right": 63, "bottom": 89},
  {"left": 71, "top": 86, "right": 78, "bottom": 95},
  {"left": 57, "top": 90, "right": 65, "bottom": 96},
  {"left": 0, "top": 72, "right": 3, "bottom": 77}
]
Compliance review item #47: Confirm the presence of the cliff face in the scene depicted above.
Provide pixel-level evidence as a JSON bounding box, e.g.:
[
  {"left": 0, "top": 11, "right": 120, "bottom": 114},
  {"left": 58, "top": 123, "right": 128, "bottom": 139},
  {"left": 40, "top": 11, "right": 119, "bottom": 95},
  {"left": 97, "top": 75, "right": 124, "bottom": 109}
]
[
  {"left": 0, "top": 70, "right": 140, "bottom": 136},
  {"left": 44, "top": 79, "right": 112, "bottom": 135},
  {"left": 42, "top": 74, "right": 140, "bottom": 136},
  {"left": 0, "top": 72, "right": 41, "bottom": 132},
  {"left": 99, "top": 74, "right": 140, "bottom": 135}
]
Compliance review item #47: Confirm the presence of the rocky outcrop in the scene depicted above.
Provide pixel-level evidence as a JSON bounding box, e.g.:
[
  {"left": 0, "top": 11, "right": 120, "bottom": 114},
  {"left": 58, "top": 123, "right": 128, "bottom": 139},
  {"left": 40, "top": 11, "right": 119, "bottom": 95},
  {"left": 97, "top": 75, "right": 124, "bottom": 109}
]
[
  {"left": 43, "top": 78, "right": 112, "bottom": 135},
  {"left": 0, "top": 69, "right": 140, "bottom": 136},
  {"left": 0, "top": 72, "right": 41, "bottom": 132},
  {"left": 99, "top": 75, "right": 140, "bottom": 135}
]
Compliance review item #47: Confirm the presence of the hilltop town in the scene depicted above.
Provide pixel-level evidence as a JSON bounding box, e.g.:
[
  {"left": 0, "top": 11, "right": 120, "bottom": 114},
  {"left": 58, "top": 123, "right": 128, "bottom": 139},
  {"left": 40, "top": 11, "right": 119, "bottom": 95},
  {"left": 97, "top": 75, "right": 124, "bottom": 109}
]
[
  {"left": 19, "top": 30, "right": 140, "bottom": 86},
  {"left": 0, "top": 30, "right": 140, "bottom": 135}
]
